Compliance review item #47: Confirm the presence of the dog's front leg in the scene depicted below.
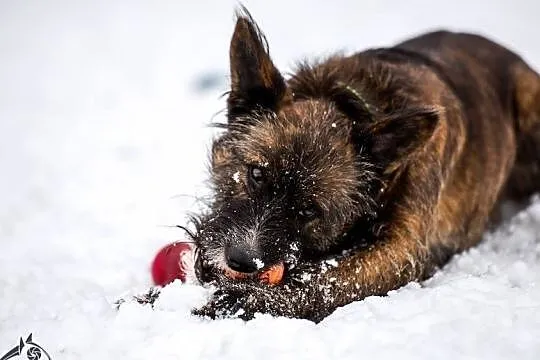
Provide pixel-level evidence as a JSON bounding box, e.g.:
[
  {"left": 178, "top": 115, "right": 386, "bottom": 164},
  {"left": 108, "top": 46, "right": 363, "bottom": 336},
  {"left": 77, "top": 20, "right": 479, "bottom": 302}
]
[
  {"left": 293, "top": 227, "right": 434, "bottom": 322},
  {"left": 193, "top": 210, "right": 437, "bottom": 322}
]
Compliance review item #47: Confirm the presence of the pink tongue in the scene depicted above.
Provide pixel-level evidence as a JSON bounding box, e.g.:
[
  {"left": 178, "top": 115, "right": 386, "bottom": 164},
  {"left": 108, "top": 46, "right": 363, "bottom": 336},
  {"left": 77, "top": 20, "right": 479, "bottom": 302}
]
[
  {"left": 224, "top": 262, "right": 285, "bottom": 286},
  {"left": 223, "top": 268, "right": 249, "bottom": 280}
]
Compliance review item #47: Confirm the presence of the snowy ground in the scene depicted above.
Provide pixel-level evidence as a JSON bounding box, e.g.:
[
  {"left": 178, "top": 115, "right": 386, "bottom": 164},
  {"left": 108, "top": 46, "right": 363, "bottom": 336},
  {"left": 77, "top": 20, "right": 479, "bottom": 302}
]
[{"left": 1, "top": 1, "right": 539, "bottom": 359}]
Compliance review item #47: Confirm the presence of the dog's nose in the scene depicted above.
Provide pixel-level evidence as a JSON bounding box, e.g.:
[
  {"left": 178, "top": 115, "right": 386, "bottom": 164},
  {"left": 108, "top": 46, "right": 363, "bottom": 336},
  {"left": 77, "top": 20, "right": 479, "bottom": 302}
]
[{"left": 225, "top": 246, "right": 260, "bottom": 273}]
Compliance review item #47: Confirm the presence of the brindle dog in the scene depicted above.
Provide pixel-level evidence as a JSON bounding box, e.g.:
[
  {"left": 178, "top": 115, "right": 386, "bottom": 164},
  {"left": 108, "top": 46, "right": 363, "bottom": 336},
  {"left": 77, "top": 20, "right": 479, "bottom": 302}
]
[{"left": 188, "top": 10, "right": 540, "bottom": 322}]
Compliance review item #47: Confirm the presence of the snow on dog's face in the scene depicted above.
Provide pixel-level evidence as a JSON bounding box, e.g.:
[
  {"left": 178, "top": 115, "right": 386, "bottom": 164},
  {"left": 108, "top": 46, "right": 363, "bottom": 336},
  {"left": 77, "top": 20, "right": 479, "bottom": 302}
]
[
  {"left": 192, "top": 11, "right": 378, "bottom": 281},
  {"left": 195, "top": 101, "right": 377, "bottom": 279}
]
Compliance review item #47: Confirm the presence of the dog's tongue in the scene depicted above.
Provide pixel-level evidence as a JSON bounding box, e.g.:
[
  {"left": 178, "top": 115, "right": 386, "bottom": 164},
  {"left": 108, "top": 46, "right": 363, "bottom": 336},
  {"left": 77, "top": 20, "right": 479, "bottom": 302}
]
[
  {"left": 258, "top": 263, "right": 285, "bottom": 285},
  {"left": 224, "top": 262, "right": 285, "bottom": 286}
]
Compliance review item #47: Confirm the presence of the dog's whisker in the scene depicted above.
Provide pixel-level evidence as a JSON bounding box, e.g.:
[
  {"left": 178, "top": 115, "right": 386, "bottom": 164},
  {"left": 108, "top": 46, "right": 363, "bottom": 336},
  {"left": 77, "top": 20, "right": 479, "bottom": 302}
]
[{"left": 173, "top": 225, "right": 197, "bottom": 240}]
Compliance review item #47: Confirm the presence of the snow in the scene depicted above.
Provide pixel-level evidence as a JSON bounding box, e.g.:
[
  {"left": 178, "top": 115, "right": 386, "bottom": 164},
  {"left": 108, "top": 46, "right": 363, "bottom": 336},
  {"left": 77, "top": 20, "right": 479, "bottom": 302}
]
[
  {"left": 253, "top": 258, "right": 265, "bottom": 270},
  {"left": 1, "top": 0, "right": 539, "bottom": 359}
]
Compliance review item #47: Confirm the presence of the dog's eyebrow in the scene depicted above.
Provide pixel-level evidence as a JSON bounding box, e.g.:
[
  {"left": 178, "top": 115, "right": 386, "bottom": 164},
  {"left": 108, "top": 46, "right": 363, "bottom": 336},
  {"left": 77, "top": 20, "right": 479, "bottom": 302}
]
[{"left": 230, "top": 146, "right": 269, "bottom": 168}]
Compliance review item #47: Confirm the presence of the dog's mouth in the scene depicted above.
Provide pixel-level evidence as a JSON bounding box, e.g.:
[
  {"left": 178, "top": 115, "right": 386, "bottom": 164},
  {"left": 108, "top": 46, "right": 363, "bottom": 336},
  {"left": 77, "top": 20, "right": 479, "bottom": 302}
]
[
  {"left": 223, "top": 262, "right": 285, "bottom": 285},
  {"left": 193, "top": 249, "right": 286, "bottom": 286}
]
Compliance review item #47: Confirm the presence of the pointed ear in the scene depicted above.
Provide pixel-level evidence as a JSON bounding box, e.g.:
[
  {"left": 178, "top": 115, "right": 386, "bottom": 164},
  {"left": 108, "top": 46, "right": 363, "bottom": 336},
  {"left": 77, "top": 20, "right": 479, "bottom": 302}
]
[
  {"left": 366, "top": 106, "right": 440, "bottom": 167},
  {"left": 26, "top": 334, "right": 33, "bottom": 343},
  {"left": 227, "top": 11, "right": 290, "bottom": 119}
]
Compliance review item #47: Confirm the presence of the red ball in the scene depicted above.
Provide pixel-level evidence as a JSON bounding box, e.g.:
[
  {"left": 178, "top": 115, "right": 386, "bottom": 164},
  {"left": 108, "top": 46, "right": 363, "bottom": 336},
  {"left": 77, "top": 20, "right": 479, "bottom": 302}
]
[{"left": 151, "top": 241, "right": 194, "bottom": 286}]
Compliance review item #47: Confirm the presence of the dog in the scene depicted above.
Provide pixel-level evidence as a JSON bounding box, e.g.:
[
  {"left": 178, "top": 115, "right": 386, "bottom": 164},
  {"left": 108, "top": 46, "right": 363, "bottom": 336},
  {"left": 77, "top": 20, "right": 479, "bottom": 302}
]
[{"left": 185, "top": 9, "right": 540, "bottom": 322}]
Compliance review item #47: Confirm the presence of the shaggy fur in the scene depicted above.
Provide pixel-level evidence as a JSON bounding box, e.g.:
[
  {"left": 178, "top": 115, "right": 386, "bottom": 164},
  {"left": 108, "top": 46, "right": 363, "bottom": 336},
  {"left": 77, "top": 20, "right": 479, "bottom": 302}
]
[{"left": 188, "top": 9, "right": 540, "bottom": 322}]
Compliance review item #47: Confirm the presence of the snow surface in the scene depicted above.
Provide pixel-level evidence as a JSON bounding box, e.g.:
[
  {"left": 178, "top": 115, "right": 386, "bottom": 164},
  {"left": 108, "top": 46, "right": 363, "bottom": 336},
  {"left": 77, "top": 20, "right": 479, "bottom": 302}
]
[{"left": 1, "top": 1, "right": 539, "bottom": 359}]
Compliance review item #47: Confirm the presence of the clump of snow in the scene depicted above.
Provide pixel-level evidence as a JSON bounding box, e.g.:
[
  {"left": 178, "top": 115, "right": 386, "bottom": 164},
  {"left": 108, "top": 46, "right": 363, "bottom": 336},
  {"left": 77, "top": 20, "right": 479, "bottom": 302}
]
[
  {"left": 325, "top": 258, "right": 339, "bottom": 267},
  {"left": 253, "top": 257, "right": 265, "bottom": 270},
  {"left": 1, "top": 1, "right": 540, "bottom": 360},
  {"left": 232, "top": 171, "right": 241, "bottom": 184}
]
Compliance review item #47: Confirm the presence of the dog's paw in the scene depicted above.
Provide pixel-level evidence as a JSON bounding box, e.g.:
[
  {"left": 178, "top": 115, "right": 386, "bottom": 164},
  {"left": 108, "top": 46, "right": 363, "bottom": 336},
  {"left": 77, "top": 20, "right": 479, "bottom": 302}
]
[
  {"left": 192, "top": 282, "right": 289, "bottom": 321},
  {"left": 192, "top": 285, "right": 253, "bottom": 320}
]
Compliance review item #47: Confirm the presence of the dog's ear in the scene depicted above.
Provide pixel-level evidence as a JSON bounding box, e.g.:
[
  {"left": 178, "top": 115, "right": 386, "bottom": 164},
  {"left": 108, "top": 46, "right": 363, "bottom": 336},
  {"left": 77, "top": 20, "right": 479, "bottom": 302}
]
[
  {"left": 227, "top": 11, "right": 290, "bottom": 120},
  {"left": 364, "top": 107, "right": 440, "bottom": 169}
]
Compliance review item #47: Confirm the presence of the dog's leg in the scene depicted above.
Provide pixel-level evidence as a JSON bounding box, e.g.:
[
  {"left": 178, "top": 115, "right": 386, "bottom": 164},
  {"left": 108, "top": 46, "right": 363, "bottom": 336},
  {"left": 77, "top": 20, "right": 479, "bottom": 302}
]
[
  {"left": 293, "top": 207, "right": 438, "bottom": 321},
  {"left": 193, "top": 186, "right": 442, "bottom": 322},
  {"left": 192, "top": 212, "right": 436, "bottom": 322}
]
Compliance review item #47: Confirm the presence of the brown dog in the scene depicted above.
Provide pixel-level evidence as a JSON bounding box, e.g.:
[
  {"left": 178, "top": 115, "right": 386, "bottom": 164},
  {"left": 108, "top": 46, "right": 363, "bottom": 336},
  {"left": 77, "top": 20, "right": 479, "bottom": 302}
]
[{"left": 189, "top": 9, "right": 540, "bottom": 322}]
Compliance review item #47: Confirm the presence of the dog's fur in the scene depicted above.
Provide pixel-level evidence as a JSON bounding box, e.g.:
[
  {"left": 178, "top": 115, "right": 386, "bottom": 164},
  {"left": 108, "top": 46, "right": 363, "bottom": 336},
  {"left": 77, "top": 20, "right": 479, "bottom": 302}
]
[{"left": 190, "top": 10, "right": 540, "bottom": 322}]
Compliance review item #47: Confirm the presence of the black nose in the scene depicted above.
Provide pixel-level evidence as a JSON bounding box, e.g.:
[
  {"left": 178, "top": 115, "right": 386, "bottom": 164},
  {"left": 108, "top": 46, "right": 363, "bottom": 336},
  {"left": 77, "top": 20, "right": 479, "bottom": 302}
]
[{"left": 226, "top": 246, "right": 260, "bottom": 273}]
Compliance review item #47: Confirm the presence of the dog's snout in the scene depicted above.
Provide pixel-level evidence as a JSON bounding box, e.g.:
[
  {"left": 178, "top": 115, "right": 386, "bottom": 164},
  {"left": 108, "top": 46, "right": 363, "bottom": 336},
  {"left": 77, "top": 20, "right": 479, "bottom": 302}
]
[{"left": 226, "top": 246, "right": 260, "bottom": 273}]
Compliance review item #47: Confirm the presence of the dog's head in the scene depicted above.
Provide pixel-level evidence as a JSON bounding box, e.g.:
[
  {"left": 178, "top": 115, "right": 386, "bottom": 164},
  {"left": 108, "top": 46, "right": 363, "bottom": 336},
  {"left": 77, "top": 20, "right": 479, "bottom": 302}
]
[{"left": 194, "top": 10, "right": 439, "bottom": 280}]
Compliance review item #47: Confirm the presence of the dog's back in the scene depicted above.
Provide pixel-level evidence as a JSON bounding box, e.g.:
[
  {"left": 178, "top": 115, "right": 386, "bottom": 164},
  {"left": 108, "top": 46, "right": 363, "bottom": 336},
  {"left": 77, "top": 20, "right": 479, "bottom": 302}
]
[
  {"left": 398, "top": 31, "right": 540, "bottom": 193},
  {"left": 397, "top": 31, "right": 540, "bottom": 233},
  {"left": 391, "top": 31, "right": 540, "bottom": 243}
]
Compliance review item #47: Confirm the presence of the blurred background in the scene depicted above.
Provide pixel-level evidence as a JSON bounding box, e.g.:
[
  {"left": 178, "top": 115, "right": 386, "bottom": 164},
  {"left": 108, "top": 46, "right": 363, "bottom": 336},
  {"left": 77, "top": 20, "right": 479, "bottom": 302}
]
[{"left": 0, "top": 0, "right": 539, "bottom": 354}]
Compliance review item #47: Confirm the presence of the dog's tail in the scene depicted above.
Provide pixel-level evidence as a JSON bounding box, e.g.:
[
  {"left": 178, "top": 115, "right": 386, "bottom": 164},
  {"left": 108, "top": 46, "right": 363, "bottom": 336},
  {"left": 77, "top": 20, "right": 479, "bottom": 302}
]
[{"left": 506, "top": 60, "right": 540, "bottom": 200}]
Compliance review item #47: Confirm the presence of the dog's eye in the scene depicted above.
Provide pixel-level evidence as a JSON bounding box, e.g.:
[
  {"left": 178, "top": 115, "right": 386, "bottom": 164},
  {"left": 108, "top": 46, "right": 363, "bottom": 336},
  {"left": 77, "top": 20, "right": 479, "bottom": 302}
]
[
  {"left": 249, "top": 166, "right": 265, "bottom": 186},
  {"left": 298, "top": 206, "right": 318, "bottom": 220}
]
